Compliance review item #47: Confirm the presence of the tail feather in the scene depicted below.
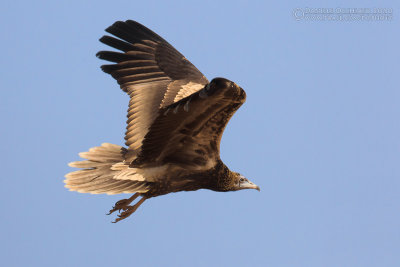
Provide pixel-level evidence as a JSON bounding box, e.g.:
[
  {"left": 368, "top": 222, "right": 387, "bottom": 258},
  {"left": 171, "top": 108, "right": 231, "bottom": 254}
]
[
  {"left": 64, "top": 143, "right": 150, "bottom": 195},
  {"left": 124, "top": 182, "right": 148, "bottom": 192},
  {"left": 68, "top": 160, "right": 111, "bottom": 168}
]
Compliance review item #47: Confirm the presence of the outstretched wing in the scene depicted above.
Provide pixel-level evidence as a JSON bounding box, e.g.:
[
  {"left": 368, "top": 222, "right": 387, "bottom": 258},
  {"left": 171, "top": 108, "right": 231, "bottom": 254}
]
[
  {"left": 96, "top": 20, "right": 208, "bottom": 161},
  {"left": 132, "top": 78, "right": 246, "bottom": 170}
]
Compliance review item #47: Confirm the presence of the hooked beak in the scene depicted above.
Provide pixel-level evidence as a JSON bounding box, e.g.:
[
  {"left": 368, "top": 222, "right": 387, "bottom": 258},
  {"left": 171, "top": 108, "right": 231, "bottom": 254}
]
[{"left": 239, "top": 178, "right": 260, "bottom": 191}]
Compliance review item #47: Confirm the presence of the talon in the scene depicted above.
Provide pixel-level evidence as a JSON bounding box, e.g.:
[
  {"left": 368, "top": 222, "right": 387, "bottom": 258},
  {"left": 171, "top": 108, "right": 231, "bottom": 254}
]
[
  {"left": 107, "top": 193, "right": 140, "bottom": 216},
  {"left": 107, "top": 206, "right": 119, "bottom": 215},
  {"left": 110, "top": 196, "right": 147, "bottom": 223}
]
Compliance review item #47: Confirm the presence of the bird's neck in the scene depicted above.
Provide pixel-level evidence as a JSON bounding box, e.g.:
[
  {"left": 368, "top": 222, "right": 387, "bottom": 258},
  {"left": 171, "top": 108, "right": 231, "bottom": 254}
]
[
  {"left": 173, "top": 160, "right": 234, "bottom": 193},
  {"left": 207, "top": 160, "right": 235, "bottom": 192}
]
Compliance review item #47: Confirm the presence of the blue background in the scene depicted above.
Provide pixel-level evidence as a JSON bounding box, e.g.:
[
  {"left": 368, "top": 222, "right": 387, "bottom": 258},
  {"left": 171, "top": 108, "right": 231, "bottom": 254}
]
[{"left": 2, "top": 0, "right": 399, "bottom": 266}]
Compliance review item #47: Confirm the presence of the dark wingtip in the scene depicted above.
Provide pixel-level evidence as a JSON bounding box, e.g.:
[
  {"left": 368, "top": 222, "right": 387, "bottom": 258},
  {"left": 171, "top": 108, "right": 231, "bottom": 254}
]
[
  {"left": 99, "top": 35, "right": 109, "bottom": 44},
  {"left": 99, "top": 65, "right": 110, "bottom": 73},
  {"left": 96, "top": 51, "right": 128, "bottom": 63},
  {"left": 105, "top": 21, "right": 124, "bottom": 33},
  {"left": 125, "top": 19, "right": 138, "bottom": 25},
  {"left": 99, "top": 35, "right": 133, "bottom": 52}
]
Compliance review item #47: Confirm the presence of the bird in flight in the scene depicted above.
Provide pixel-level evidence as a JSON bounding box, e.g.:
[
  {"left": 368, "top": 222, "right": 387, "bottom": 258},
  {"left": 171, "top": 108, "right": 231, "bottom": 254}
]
[{"left": 64, "top": 20, "right": 259, "bottom": 223}]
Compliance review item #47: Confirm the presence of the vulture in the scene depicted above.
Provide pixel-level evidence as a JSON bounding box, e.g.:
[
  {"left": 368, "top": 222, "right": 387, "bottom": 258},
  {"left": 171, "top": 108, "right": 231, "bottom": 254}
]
[{"left": 64, "top": 20, "right": 259, "bottom": 223}]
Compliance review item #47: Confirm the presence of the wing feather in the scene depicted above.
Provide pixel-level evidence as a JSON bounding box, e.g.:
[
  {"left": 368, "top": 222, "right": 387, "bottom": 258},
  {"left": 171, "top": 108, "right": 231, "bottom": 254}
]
[
  {"left": 133, "top": 79, "right": 246, "bottom": 170},
  {"left": 96, "top": 20, "right": 208, "bottom": 161}
]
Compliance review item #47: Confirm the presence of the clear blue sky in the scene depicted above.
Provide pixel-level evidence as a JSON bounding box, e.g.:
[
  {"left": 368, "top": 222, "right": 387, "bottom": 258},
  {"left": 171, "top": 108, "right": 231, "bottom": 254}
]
[{"left": 1, "top": 0, "right": 399, "bottom": 266}]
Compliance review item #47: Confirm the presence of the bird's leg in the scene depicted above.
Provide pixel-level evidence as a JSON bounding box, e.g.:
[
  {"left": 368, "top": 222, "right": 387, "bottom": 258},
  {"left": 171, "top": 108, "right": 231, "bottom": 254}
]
[
  {"left": 112, "top": 196, "right": 147, "bottom": 223},
  {"left": 107, "top": 193, "right": 140, "bottom": 215}
]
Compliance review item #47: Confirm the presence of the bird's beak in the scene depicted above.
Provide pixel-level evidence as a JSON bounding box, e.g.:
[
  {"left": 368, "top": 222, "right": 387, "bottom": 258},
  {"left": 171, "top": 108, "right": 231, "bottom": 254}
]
[
  {"left": 240, "top": 178, "right": 260, "bottom": 191},
  {"left": 246, "top": 183, "right": 260, "bottom": 192}
]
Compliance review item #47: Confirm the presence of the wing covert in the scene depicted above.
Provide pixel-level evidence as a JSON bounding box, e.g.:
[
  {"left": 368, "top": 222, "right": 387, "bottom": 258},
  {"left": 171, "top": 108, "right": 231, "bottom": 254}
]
[{"left": 132, "top": 78, "right": 246, "bottom": 170}]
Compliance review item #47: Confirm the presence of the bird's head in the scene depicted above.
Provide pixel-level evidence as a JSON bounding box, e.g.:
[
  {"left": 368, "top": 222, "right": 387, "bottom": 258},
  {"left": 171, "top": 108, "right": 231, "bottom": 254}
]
[{"left": 232, "top": 172, "right": 260, "bottom": 192}]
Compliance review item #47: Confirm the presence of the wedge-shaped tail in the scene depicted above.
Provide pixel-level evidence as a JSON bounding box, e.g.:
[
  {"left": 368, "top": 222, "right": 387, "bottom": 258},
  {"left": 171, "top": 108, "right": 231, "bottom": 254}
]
[{"left": 64, "top": 143, "right": 149, "bottom": 195}]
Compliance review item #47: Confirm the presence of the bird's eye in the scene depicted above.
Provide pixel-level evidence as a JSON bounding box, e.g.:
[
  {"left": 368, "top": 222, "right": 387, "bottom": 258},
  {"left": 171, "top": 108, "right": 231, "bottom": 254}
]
[{"left": 239, "top": 178, "right": 245, "bottom": 182}]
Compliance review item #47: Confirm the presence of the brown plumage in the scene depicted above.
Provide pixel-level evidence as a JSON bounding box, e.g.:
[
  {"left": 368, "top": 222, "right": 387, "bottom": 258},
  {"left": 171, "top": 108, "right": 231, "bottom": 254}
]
[{"left": 64, "top": 20, "right": 259, "bottom": 223}]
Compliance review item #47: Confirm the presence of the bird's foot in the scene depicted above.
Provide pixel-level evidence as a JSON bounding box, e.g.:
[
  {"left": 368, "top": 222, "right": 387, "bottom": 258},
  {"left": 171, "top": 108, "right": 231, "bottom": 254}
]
[
  {"left": 107, "top": 193, "right": 139, "bottom": 215},
  {"left": 112, "top": 196, "right": 147, "bottom": 223}
]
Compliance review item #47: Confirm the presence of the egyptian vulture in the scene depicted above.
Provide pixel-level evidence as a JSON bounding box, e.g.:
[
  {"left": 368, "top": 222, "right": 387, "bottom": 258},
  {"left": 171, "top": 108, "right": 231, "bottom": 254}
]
[{"left": 65, "top": 20, "right": 259, "bottom": 222}]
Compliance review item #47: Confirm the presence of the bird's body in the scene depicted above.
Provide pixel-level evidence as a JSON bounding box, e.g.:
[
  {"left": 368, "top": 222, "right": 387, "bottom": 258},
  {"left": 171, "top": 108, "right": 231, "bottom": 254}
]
[{"left": 65, "top": 20, "right": 259, "bottom": 222}]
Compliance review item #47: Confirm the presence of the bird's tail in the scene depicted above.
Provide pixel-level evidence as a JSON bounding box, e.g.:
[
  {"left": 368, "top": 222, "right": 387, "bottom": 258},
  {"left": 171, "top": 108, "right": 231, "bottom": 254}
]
[{"left": 64, "top": 143, "right": 149, "bottom": 195}]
